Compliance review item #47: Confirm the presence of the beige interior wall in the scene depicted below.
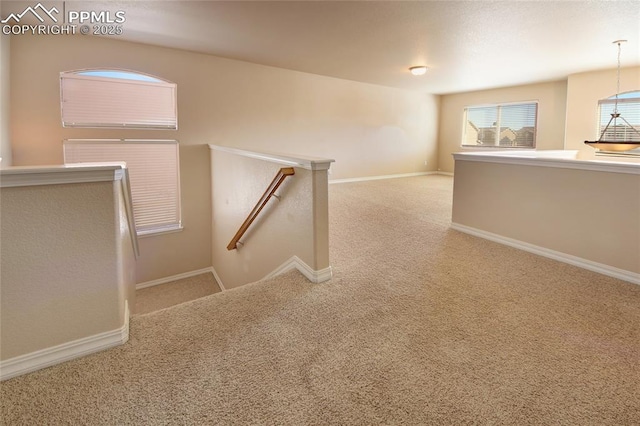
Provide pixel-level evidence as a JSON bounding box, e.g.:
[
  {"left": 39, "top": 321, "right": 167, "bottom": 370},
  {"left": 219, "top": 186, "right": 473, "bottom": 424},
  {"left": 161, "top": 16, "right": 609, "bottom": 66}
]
[
  {"left": 10, "top": 34, "right": 438, "bottom": 282},
  {"left": 565, "top": 66, "right": 640, "bottom": 155},
  {"left": 211, "top": 149, "right": 327, "bottom": 289},
  {"left": 0, "top": 34, "right": 11, "bottom": 166},
  {"left": 452, "top": 160, "right": 640, "bottom": 274},
  {"left": 0, "top": 181, "right": 126, "bottom": 360},
  {"left": 437, "top": 81, "right": 567, "bottom": 173}
]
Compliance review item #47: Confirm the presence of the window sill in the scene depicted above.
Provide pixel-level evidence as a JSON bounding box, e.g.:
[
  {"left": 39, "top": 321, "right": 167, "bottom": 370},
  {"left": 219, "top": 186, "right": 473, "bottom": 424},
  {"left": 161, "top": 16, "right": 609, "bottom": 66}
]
[
  {"left": 137, "top": 225, "right": 184, "bottom": 238},
  {"left": 461, "top": 145, "right": 536, "bottom": 150}
]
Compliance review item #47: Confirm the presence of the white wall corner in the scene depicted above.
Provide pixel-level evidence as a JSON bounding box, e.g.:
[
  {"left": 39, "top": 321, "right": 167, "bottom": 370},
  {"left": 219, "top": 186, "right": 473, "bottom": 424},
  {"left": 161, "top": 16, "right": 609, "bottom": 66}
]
[
  {"left": 264, "top": 256, "right": 333, "bottom": 283},
  {"left": 450, "top": 223, "right": 640, "bottom": 286},
  {"left": 210, "top": 266, "right": 227, "bottom": 291},
  {"left": 0, "top": 301, "right": 130, "bottom": 382}
]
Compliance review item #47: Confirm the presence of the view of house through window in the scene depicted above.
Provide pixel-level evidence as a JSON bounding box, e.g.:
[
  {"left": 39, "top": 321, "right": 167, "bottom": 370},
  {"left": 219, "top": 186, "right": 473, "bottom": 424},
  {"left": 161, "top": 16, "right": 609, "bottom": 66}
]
[
  {"left": 60, "top": 69, "right": 181, "bottom": 236},
  {"left": 463, "top": 102, "right": 538, "bottom": 148},
  {"left": 598, "top": 90, "right": 640, "bottom": 155}
]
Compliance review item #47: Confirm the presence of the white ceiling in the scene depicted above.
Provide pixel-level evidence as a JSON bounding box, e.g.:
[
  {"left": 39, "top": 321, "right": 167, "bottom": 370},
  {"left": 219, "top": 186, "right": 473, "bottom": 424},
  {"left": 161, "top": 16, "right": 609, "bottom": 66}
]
[{"left": 4, "top": 1, "right": 640, "bottom": 94}]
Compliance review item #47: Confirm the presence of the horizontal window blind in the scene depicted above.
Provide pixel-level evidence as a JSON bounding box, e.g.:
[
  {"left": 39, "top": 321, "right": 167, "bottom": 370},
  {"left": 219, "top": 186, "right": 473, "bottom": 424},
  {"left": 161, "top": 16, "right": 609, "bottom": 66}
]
[
  {"left": 60, "top": 73, "right": 177, "bottom": 129},
  {"left": 463, "top": 102, "right": 537, "bottom": 148},
  {"left": 598, "top": 99, "right": 640, "bottom": 142},
  {"left": 64, "top": 140, "right": 181, "bottom": 234},
  {"left": 597, "top": 91, "right": 640, "bottom": 155}
]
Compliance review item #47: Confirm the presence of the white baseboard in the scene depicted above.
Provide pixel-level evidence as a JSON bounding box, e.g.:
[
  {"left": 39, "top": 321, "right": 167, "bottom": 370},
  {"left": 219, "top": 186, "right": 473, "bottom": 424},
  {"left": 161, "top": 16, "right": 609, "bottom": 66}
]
[
  {"left": 329, "top": 171, "right": 436, "bottom": 184},
  {"left": 136, "top": 267, "right": 216, "bottom": 290},
  {"left": 437, "top": 171, "right": 454, "bottom": 176},
  {"left": 147, "top": 258, "right": 330, "bottom": 293},
  {"left": 0, "top": 301, "right": 130, "bottom": 381},
  {"left": 451, "top": 223, "right": 640, "bottom": 286},
  {"left": 264, "top": 256, "right": 333, "bottom": 283}
]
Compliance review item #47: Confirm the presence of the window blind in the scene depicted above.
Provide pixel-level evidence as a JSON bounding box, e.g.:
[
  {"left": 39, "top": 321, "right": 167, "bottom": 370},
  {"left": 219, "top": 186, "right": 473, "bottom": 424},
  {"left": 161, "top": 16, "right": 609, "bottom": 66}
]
[
  {"left": 60, "top": 73, "right": 177, "bottom": 129},
  {"left": 463, "top": 102, "right": 537, "bottom": 148},
  {"left": 64, "top": 140, "right": 181, "bottom": 234},
  {"left": 597, "top": 92, "right": 640, "bottom": 155},
  {"left": 598, "top": 98, "right": 640, "bottom": 142}
]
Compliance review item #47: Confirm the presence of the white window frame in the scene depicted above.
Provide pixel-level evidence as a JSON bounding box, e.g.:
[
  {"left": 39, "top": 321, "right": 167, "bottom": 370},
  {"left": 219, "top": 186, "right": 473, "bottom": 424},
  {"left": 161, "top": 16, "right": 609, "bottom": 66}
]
[
  {"left": 60, "top": 69, "right": 177, "bottom": 129},
  {"left": 64, "top": 139, "right": 182, "bottom": 237},
  {"left": 596, "top": 90, "right": 640, "bottom": 157},
  {"left": 462, "top": 101, "right": 538, "bottom": 149}
]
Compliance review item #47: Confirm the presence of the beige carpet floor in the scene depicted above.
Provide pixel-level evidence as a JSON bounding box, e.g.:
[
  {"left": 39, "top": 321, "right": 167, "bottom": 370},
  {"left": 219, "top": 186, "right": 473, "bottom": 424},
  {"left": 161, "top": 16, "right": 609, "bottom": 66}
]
[
  {"left": 135, "top": 273, "right": 221, "bottom": 315},
  {"left": 1, "top": 175, "right": 639, "bottom": 425}
]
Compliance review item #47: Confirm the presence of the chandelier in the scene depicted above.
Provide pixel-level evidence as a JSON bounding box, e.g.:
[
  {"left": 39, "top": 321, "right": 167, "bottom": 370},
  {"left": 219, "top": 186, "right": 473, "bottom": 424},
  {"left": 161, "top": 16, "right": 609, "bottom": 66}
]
[{"left": 584, "top": 40, "right": 640, "bottom": 152}]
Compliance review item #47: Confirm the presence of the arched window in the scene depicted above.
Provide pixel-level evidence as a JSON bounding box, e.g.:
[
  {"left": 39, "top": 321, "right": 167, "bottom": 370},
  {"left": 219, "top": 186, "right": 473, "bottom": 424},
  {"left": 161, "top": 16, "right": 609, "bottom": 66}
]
[
  {"left": 598, "top": 90, "right": 640, "bottom": 154},
  {"left": 60, "top": 69, "right": 177, "bottom": 129}
]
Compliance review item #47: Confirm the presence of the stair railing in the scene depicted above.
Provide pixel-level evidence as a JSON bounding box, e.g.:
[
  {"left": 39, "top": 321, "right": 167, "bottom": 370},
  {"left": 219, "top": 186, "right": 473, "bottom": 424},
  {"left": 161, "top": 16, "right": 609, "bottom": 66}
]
[{"left": 227, "top": 167, "right": 295, "bottom": 250}]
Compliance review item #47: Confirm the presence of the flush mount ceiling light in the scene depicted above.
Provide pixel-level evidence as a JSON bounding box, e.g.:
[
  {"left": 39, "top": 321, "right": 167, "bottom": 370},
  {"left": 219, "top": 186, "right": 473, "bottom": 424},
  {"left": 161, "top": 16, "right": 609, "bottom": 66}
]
[
  {"left": 409, "top": 66, "right": 428, "bottom": 76},
  {"left": 585, "top": 40, "right": 640, "bottom": 152}
]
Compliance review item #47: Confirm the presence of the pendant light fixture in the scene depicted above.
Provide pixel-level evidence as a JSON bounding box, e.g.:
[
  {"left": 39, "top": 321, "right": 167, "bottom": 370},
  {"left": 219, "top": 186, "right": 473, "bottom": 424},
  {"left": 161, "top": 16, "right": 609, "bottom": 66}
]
[{"left": 585, "top": 40, "right": 640, "bottom": 152}]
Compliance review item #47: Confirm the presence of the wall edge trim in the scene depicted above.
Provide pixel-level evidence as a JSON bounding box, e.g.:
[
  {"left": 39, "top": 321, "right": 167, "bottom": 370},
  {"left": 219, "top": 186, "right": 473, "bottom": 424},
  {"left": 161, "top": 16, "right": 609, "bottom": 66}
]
[
  {"left": 452, "top": 152, "right": 640, "bottom": 175},
  {"left": 0, "top": 301, "right": 130, "bottom": 381},
  {"left": 0, "top": 164, "right": 126, "bottom": 188},
  {"left": 450, "top": 222, "right": 640, "bottom": 286},
  {"left": 209, "top": 144, "right": 334, "bottom": 171}
]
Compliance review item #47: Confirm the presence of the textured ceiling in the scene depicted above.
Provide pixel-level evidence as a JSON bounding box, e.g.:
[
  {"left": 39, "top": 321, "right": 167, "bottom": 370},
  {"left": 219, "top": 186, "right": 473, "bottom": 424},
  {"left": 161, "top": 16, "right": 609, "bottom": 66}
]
[{"left": 3, "top": 1, "right": 640, "bottom": 94}]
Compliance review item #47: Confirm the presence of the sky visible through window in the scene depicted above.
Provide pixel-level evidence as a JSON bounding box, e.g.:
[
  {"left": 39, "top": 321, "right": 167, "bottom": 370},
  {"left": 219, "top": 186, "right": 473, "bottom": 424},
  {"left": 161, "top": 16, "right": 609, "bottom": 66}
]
[
  {"left": 77, "top": 70, "right": 162, "bottom": 83},
  {"left": 467, "top": 108, "right": 497, "bottom": 128},
  {"left": 600, "top": 91, "right": 640, "bottom": 127},
  {"left": 611, "top": 91, "right": 640, "bottom": 100}
]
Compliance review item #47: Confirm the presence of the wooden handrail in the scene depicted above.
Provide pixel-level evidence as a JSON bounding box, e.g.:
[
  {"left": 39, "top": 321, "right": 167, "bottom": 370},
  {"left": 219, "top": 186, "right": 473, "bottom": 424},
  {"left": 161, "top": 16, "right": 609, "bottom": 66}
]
[{"left": 227, "top": 167, "right": 295, "bottom": 250}]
